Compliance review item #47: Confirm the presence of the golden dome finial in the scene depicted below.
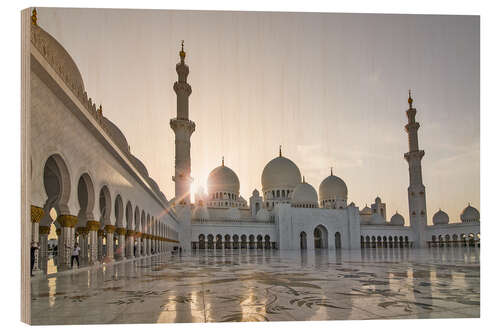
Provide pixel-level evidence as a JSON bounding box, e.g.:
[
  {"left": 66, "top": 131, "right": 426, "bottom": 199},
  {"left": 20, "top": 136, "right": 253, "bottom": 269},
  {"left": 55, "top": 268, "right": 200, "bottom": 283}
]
[
  {"left": 279, "top": 145, "right": 282, "bottom": 157},
  {"left": 222, "top": 156, "right": 224, "bottom": 166},
  {"left": 179, "top": 40, "right": 186, "bottom": 60},
  {"left": 31, "top": 8, "right": 37, "bottom": 26},
  {"left": 408, "top": 89, "right": 413, "bottom": 108},
  {"left": 330, "top": 166, "right": 333, "bottom": 176},
  {"left": 302, "top": 176, "right": 305, "bottom": 183}
]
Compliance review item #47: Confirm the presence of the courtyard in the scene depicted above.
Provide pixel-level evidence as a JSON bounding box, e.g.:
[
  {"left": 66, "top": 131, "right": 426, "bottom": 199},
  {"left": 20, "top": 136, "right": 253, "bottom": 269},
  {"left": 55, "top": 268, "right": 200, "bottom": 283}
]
[{"left": 30, "top": 247, "right": 479, "bottom": 325}]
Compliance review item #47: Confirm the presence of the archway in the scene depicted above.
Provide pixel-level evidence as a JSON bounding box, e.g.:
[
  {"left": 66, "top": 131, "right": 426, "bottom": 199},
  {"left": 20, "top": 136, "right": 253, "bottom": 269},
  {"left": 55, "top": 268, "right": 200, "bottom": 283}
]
[
  {"left": 264, "top": 235, "right": 271, "bottom": 249},
  {"left": 314, "top": 225, "right": 328, "bottom": 249},
  {"left": 43, "top": 154, "right": 71, "bottom": 213},
  {"left": 232, "top": 234, "right": 239, "bottom": 249},
  {"left": 224, "top": 234, "right": 231, "bottom": 249},
  {"left": 335, "top": 232, "right": 341, "bottom": 249},
  {"left": 300, "top": 232, "right": 307, "bottom": 249},
  {"left": 257, "top": 235, "right": 263, "bottom": 249},
  {"left": 241, "top": 235, "right": 247, "bottom": 249},
  {"left": 42, "top": 155, "right": 73, "bottom": 270},
  {"left": 249, "top": 235, "right": 255, "bottom": 249},
  {"left": 216, "top": 234, "right": 222, "bottom": 249},
  {"left": 198, "top": 234, "right": 206, "bottom": 249},
  {"left": 207, "top": 234, "right": 214, "bottom": 249},
  {"left": 77, "top": 173, "right": 95, "bottom": 224}
]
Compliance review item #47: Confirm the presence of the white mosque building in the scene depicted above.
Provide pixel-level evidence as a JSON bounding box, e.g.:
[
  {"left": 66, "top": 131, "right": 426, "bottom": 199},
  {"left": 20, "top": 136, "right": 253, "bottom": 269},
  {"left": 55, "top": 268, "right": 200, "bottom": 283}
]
[
  {"left": 169, "top": 41, "right": 480, "bottom": 251},
  {"left": 28, "top": 9, "right": 480, "bottom": 275}
]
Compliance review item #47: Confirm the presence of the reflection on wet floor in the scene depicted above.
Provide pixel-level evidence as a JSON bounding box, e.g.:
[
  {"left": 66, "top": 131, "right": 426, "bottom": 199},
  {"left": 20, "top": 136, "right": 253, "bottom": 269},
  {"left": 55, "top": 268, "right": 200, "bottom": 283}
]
[{"left": 31, "top": 247, "right": 480, "bottom": 324}]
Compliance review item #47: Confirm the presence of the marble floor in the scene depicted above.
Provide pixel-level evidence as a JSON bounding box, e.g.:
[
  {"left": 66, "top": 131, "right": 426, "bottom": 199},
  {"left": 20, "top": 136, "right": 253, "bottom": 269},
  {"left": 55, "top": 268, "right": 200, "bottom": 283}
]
[{"left": 30, "top": 247, "right": 480, "bottom": 325}]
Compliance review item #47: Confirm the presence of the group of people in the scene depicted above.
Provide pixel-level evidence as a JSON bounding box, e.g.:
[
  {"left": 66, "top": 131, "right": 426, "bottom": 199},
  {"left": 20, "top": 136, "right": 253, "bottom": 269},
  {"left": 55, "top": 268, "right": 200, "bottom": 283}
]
[{"left": 30, "top": 242, "right": 80, "bottom": 276}]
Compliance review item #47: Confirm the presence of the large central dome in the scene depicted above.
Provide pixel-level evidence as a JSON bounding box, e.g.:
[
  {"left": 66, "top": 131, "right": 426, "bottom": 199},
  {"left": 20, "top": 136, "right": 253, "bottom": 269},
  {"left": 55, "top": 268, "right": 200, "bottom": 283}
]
[
  {"left": 207, "top": 163, "right": 240, "bottom": 195},
  {"left": 261, "top": 154, "right": 301, "bottom": 192}
]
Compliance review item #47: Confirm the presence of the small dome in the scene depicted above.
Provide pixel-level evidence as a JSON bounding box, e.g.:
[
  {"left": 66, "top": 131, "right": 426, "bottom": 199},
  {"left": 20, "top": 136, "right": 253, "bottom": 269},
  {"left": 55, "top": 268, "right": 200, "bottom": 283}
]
[
  {"left": 360, "top": 205, "right": 372, "bottom": 224},
  {"left": 319, "top": 172, "right": 348, "bottom": 202},
  {"left": 226, "top": 207, "right": 241, "bottom": 220},
  {"left": 432, "top": 209, "right": 449, "bottom": 225},
  {"left": 291, "top": 180, "right": 318, "bottom": 207},
  {"left": 103, "top": 117, "right": 129, "bottom": 153},
  {"left": 129, "top": 154, "right": 149, "bottom": 177},
  {"left": 256, "top": 208, "right": 270, "bottom": 221},
  {"left": 261, "top": 155, "right": 301, "bottom": 192},
  {"left": 375, "top": 196, "right": 381, "bottom": 204},
  {"left": 371, "top": 213, "right": 386, "bottom": 225},
  {"left": 360, "top": 205, "right": 372, "bottom": 215},
  {"left": 207, "top": 164, "right": 240, "bottom": 195},
  {"left": 252, "top": 189, "right": 259, "bottom": 197},
  {"left": 460, "top": 204, "right": 480, "bottom": 223},
  {"left": 390, "top": 212, "right": 405, "bottom": 226},
  {"left": 193, "top": 206, "right": 210, "bottom": 221}
]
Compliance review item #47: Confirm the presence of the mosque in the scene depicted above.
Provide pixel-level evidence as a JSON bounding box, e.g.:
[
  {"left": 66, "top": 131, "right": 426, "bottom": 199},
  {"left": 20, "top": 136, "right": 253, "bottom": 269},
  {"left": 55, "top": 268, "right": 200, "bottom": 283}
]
[
  {"left": 28, "top": 9, "right": 480, "bottom": 275},
  {"left": 171, "top": 41, "right": 480, "bottom": 251}
]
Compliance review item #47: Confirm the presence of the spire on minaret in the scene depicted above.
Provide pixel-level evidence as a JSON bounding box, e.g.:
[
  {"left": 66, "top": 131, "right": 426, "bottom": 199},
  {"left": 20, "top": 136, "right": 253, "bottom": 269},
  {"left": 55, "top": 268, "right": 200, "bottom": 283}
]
[
  {"left": 222, "top": 156, "right": 224, "bottom": 166},
  {"left": 179, "top": 40, "right": 186, "bottom": 62},
  {"left": 408, "top": 89, "right": 413, "bottom": 109},
  {"left": 31, "top": 8, "right": 37, "bottom": 26},
  {"left": 279, "top": 145, "right": 282, "bottom": 157}
]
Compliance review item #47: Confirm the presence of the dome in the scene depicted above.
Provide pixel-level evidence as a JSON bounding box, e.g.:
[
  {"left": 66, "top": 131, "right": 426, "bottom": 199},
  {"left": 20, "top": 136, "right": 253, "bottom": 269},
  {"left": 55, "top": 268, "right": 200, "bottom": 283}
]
[
  {"left": 129, "top": 154, "right": 149, "bottom": 177},
  {"left": 291, "top": 180, "right": 318, "bottom": 207},
  {"left": 31, "top": 23, "right": 85, "bottom": 93},
  {"left": 360, "top": 205, "right": 372, "bottom": 216},
  {"left": 432, "top": 209, "right": 449, "bottom": 225},
  {"left": 226, "top": 207, "right": 241, "bottom": 220},
  {"left": 103, "top": 117, "right": 129, "bottom": 153},
  {"left": 460, "top": 204, "right": 480, "bottom": 223},
  {"left": 207, "top": 163, "right": 240, "bottom": 195},
  {"left": 256, "top": 208, "right": 270, "bottom": 222},
  {"left": 360, "top": 205, "right": 372, "bottom": 224},
  {"left": 252, "top": 189, "right": 259, "bottom": 197},
  {"left": 193, "top": 206, "right": 210, "bottom": 221},
  {"left": 261, "top": 155, "right": 301, "bottom": 192},
  {"left": 319, "top": 172, "right": 348, "bottom": 202},
  {"left": 371, "top": 213, "right": 386, "bottom": 225},
  {"left": 390, "top": 212, "right": 405, "bottom": 226}
]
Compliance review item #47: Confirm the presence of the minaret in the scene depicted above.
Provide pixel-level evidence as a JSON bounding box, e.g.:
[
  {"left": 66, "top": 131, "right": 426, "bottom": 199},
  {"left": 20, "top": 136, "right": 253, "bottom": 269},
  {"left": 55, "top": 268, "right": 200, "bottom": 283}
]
[
  {"left": 404, "top": 90, "right": 427, "bottom": 247},
  {"left": 170, "top": 41, "right": 195, "bottom": 205}
]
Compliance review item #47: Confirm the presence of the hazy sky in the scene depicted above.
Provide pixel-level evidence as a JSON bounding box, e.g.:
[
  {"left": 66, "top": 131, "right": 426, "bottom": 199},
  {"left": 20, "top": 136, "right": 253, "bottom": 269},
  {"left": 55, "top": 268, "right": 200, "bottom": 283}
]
[{"left": 37, "top": 8, "right": 479, "bottom": 224}]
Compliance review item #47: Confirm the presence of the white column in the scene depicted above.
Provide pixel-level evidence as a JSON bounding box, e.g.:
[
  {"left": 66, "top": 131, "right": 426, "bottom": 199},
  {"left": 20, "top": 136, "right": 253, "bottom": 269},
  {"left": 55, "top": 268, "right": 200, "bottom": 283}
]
[
  {"left": 58, "top": 215, "right": 77, "bottom": 269},
  {"left": 126, "top": 230, "right": 134, "bottom": 259},
  {"left": 87, "top": 221, "right": 100, "bottom": 265},
  {"left": 97, "top": 230, "right": 104, "bottom": 261},
  {"left": 30, "top": 205, "right": 45, "bottom": 274},
  {"left": 104, "top": 225, "right": 115, "bottom": 262},
  {"left": 38, "top": 225, "right": 50, "bottom": 271},
  {"left": 116, "top": 228, "right": 126, "bottom": 260}
]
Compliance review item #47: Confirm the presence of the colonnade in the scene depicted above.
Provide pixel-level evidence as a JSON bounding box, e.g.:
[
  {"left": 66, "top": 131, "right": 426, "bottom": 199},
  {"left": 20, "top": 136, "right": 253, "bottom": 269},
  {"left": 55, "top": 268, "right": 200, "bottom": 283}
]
[{"left": 31, "top": 204, "right": 176, "bottom": 273}]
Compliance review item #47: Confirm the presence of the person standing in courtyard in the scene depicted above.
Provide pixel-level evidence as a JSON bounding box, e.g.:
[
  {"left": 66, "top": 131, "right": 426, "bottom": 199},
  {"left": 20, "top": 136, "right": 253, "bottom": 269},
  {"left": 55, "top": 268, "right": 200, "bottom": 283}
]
[
  {"left": 30, "top": 241, "right": 38, "bottom": 276},
  {"left": 70, "top": 243, "right": 80, "bottom": 268}
]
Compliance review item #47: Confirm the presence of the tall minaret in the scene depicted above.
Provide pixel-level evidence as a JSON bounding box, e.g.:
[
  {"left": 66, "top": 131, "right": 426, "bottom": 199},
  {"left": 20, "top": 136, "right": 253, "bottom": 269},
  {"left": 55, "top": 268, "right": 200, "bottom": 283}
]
[
  {"left": 170, "top": 41, "right": 195, "bottom": 205},
  {"left": 404, "top": 90, "right": 427, "bottom": 247}
]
